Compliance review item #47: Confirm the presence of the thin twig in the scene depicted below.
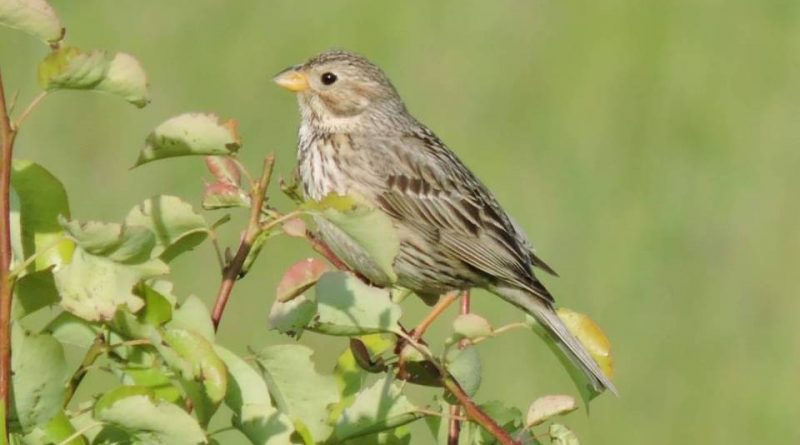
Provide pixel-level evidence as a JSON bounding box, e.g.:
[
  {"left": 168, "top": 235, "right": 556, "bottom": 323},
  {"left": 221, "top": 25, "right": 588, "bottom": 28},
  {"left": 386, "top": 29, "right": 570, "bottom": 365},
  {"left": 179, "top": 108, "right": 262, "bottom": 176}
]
[
  {"left": 14, "top": 91, "right": 48, "bottom": 130},
  {"left": 396, "top": 331, "right": 520, "bottom": 445},
  {"left": 449, "top": 290, "right": 471, "bottom": 444},
  {"left": 412, "top": 292, "right": 460, "bottom": 341},
  {"left": 63, "top": 334, "right": 107, "bottom": 408},
  {"left": 8, "top": 234, "right": 67, "bottom": 278},
  {"left": 0, "top": 68, "right": 17, "bottom": 427},
  {"left": 55, "top": 421, "right": 103, "bottom": 445},
  {"left": 211, "top": 155, "right": 275, "bottom": 330}
]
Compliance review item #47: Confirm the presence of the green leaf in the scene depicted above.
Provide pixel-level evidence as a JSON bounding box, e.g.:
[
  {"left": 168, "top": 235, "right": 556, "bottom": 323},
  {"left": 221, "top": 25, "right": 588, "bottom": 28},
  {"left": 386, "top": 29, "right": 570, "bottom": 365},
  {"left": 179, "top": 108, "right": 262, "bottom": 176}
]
[
  {"left": 60, "top": 217, "right": 156, "bottom": 264},
  {"left": 525, "top": 395, "right": 577, "bottom": 427},
  {"left": 44, "top": 312, "right": 99, "bottom": 349},
  {"left": 267, "top": 294, "right": 316, "bottom": 337},
  {"left": 215, "top": 346, "right": 294, "bottom": 445},
  {"left": 11, "top": 160, "right": 73, "bottom": 272},
  {"left": 334, "top": 375, "right": 423, "bottom": 442},
  {"left": 10, "top": 324, "right": 68, "bottom": 430},
  {"left": 0, "top": 0, "right": 63, "bottom": 44},
  {"left": 445, "top": 345, "right": 481, "bottom": 398},
  {"left": 121, "top": 366, "right": 183, "bottom": 405},
  {"left": 54, "top": 248, "right": 166, "bottom": 322},
  {"left": 309, "top": 271, "right": 402, "bottom": 336},
  {"left": 134, "top": 282, "right": 173, "bottom": 327},
  {"left": 169, "top": 295, "right": 215, "bottom": 342},
  {"left": 136, "top": 113, "right": 241, "bottom": 166},
  {"left": 255, "top": 345, "right": 339, "bottom": 443},
  {"left": 13, "top": 269, "right": 59, "bottom": 318},
  {"left": 37, "top": 47, "right": 149, "bottom": 107},
  {"left": 452, "top": 313, "right": 493, "bottom": 340},
  {"left": 160, "top": 328, "right": 227, "bottom": 425},
  {"left": 330, "top": 335, "right": 394, "bottom": 422},
  {"left": 526, "top": 308, "right": 615, "bottom": 404},
  {"left": 308, "top": 193, "right": 400, "bottom": 283},
  {"left": 549, "top": 423, "right": 580, "bottom": 445},
  {"left": 124, "top": 195, "right": 208, "bottom": 262},
  {"left": 94, "top": 387, "right": 207, "bottom": 445}
]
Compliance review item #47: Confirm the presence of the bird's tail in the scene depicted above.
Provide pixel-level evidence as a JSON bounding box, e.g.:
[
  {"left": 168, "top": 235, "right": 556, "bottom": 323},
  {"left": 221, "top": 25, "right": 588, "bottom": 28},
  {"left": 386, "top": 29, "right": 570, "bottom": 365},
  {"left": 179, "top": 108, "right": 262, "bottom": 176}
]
[{"left": 492, "top": 285, "right": 619, "bottom": 396}]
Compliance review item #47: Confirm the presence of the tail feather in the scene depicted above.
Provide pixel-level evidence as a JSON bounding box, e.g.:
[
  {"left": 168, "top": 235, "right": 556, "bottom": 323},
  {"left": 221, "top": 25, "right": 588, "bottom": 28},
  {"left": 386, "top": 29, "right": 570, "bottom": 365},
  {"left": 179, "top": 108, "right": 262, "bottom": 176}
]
[{"left": 492, "top": 285, "right": 619, "bottom": 396}]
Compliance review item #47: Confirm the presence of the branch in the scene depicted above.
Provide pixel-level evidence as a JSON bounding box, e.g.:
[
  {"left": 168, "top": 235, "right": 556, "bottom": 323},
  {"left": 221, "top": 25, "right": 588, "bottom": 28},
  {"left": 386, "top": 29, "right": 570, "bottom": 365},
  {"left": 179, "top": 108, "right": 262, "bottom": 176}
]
[
  {"left": 448, "top": 290, "right": 470, "bottom": 444},
  {"left": 0, "top": 68, "right": 17, "bottom": 430},
  {"left": 412, "top": 292, "right": 459, "bottom": 341},
  {"left": 397, "top": 330, "right": 520, "bottom": 445},
  {"left": 211, "top": 155, "right": 275, "bottom": 330}
]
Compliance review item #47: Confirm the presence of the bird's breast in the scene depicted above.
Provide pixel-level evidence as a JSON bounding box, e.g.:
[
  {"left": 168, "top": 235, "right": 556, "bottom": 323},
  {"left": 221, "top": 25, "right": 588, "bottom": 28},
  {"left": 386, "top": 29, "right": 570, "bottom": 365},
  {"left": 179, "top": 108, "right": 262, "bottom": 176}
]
[{"left": 298, "top": 128, "right": 353, "bottom": 201}]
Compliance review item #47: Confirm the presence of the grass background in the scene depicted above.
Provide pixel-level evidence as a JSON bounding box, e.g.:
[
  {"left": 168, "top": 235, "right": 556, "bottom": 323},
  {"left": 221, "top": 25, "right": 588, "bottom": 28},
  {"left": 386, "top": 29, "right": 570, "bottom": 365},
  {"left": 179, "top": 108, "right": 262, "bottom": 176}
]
[{"left": 2, "top": 0, "right": 800, "bottom": 443}]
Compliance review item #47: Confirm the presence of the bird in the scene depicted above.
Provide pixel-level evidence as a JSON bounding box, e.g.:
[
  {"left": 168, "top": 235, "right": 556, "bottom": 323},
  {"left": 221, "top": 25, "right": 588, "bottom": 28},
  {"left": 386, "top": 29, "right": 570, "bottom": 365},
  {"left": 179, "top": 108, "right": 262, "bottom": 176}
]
[{"left": 273, "top": 49, "right": 617, "bottom": 395}]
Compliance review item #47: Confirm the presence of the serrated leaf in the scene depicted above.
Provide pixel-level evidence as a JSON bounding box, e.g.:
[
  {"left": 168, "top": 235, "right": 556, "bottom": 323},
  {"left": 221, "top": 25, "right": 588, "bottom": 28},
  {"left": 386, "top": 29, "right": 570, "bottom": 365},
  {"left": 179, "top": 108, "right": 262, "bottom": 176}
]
[
  {"left": 334, "top": 375, "right": 422, "bottom": 442},
  {"left": 309, "top": 271, "right": 401, "bottom": 335},
  {"left": 0, "top": 0, "right": 63, "bottom": 44},
  {"left": 452, "top": 313, "right": 493, "bottom": 340},
  {"left": 37, "top": 47, "right": 149, "bottom": 107},
  {"left": 94, "top": 388, "right": 207, "bottom": 445},
  {"left": 54, "top": 248, "right": 167, "bottom": 322},
  {"left": 526, "top": 308, "right": 615, "bottom": 404},
  {"left": 445, "top": 345, "right": 481, "bottom": 398},
  {"left": 169, "top": 294, "right": 215, "bottom": 342},
  {"left": 136, "top": 113, "right": 241, "bottom": 166},
  {"left": 525, "top": 395, "right": 577, "bottom": 427},
  {"left": 276, "top": 258, "right": 330, "bottom": 303},
  {"left": 124, "top": 195, "right": 208, "bottom": 262},
  {"left": 255, "top": 345, "right": 339, "bottom": 443},
  {"left": 11, "top": 160, "right": 73, "bottom": 272},
  {"left": 308, "top": 193, "right": 400, "bottom": 283},
  {"left": 10, "top": 324, "right": 68, "bottom": 430},
  {"left": 549, "top": 423, "right": 579, "bottom": 445},
  {"left": 267, "top": 293, "right": 316, "bottom": 336},
  {"left": 215, "top": 346, "right": 294, "bottom": 445}
]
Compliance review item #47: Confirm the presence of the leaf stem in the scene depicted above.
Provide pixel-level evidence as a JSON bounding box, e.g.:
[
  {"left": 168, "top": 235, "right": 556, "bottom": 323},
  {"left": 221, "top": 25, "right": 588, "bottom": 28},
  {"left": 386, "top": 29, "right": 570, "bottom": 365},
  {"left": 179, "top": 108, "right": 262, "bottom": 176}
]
[
  {"left": 211, "top": 154, "right": 275, "bottom": 330},
  {"left": 0, "top": 68, "right": 17, "bottom": 431}
]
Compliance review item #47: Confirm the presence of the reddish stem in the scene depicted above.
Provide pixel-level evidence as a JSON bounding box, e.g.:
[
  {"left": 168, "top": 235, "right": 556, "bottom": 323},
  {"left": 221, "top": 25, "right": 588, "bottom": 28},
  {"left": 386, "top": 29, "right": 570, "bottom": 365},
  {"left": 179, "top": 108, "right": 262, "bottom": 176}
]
[
  {"left": 211, "top": 155, "right": 274, "bottom": 330},
  {"left": 0, "top": 69, "right": 16, "bottom": 430}
]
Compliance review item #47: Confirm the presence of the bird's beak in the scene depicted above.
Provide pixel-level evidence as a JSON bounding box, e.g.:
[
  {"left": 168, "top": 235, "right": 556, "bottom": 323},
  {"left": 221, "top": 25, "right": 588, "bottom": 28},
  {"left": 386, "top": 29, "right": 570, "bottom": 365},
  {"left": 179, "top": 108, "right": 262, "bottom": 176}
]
[{"left": 273, "top": 66, "right": 310, "bottom": 92}]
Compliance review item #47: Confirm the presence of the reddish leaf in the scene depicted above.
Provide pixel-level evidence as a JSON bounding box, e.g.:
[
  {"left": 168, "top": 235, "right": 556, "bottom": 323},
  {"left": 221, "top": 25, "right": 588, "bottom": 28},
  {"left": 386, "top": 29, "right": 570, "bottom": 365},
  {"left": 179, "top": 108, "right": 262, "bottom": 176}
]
[
  {"left": 281, "top": 217, "right": 307, "bottom": 238},
  {"left": 204, "top": 156, "right": 240, "bottom": 185},
  {"left": 276, "top": 258, "right": 330, "bottom": 302},
  {"left": 202, "top": 182, "right": 248, "bottom": 210}
]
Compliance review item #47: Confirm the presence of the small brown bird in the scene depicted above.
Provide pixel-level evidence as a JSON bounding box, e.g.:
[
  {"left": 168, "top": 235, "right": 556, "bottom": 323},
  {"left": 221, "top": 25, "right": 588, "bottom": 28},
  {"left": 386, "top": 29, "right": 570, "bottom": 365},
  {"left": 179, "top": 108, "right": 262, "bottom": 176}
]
[{"left": 274, "top": 49, "right": 617, "bottom": 395}]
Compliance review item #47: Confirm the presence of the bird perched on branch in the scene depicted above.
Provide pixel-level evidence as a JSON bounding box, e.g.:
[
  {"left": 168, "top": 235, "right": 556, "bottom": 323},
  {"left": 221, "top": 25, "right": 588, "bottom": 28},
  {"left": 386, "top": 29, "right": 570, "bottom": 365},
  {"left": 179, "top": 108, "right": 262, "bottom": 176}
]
[{"left": 274, "top": 49, "right": 617, "bottom": 395}]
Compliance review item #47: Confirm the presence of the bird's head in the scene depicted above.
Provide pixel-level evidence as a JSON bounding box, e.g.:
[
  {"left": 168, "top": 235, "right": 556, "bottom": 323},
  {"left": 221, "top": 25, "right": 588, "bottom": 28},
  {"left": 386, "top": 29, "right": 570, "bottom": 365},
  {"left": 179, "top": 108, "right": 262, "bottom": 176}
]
[{"left": 274, "top": 50, "right": 409, "bottom": 132}]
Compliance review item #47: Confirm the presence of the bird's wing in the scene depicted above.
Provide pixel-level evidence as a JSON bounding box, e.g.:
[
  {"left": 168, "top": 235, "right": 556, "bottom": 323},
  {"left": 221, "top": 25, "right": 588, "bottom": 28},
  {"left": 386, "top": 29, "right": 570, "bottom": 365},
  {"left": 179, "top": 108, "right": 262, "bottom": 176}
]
[{"left": 370, "top": 131, "right": 555, "bottom": 302}]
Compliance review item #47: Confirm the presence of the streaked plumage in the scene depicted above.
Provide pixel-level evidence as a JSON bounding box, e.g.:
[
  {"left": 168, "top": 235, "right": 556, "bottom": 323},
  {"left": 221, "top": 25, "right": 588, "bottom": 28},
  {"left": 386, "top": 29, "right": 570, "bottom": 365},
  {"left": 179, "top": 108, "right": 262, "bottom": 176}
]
[{"left": 275, "top": 49, "right": 617, "bottom": 395}]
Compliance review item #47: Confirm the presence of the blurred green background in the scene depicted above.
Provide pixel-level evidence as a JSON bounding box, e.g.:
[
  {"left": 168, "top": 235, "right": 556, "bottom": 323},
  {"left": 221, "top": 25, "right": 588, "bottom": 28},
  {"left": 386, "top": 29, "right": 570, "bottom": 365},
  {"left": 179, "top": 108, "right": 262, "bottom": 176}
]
[{"left": 3, "top": 0, "right": 800, "bottom": 443}]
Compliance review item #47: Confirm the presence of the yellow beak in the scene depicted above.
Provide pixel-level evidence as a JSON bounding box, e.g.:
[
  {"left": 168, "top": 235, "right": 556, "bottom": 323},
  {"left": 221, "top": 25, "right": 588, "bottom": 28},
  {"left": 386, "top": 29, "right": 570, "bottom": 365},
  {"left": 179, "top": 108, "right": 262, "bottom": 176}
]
[{"left": 273, "top": 67, "right": 310, "bottom": 92}]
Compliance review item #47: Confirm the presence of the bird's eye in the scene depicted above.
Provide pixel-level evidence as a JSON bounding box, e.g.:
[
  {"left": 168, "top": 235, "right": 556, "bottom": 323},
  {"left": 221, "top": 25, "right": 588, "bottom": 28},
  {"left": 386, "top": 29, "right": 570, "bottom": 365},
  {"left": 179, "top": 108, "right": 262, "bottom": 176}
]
[{"left": 321, "top": 72, "right": 338, "bottom": 85}]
